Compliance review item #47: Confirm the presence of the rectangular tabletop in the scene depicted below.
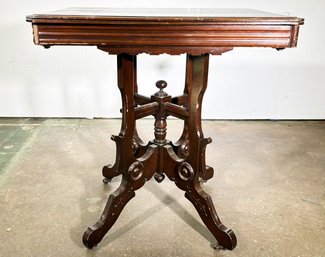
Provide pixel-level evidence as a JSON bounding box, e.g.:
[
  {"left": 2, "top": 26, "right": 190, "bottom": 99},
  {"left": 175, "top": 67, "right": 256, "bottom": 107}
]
[{"left": 26, "top": 8, "right": 304, "bottom": 55}]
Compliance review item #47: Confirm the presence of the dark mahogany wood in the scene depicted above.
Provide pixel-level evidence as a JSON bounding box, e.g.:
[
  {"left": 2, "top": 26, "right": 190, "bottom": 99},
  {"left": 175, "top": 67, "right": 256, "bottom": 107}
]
[
  {"left": 26, "top": 7, "right": 304, "bottom": 252},
  {"left": 26, "top": 8, "right": 303, "bottom": 55}
]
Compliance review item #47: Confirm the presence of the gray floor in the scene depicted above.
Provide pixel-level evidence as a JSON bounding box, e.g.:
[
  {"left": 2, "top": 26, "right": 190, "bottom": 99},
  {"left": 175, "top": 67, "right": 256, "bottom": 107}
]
[{"left": 0, "top": 119, "right": 324, "bottom": 257}]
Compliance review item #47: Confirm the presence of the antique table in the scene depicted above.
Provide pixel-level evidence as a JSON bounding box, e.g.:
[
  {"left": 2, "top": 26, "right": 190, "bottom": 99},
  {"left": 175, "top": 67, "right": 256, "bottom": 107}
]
[{"left": 26, "top": 8, "right": 304, "bottom": 251}]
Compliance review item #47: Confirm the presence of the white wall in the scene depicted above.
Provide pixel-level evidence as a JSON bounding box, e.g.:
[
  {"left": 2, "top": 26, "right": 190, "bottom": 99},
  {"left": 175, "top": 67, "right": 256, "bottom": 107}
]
[{"left": 0, "top": 1, "right": 324, "bottom": 119}]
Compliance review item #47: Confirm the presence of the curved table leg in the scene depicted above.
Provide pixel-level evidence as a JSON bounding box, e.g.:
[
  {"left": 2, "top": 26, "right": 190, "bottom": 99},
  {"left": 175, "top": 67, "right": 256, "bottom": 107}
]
[
  {"left": 183, "top": 181, "right": 237, "bottom": 250},
  {"left": 164, "top": 145, "right": 237, "bottom": 250},
  {"left": 84, "top": 144, "right": 158, "bottom": 248},
  {"left": 83, "top": 176, "right": 136, "bottom": 248}
]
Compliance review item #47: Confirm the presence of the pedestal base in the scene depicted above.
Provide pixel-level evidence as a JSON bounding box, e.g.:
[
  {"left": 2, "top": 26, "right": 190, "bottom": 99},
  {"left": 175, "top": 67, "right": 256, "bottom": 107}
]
[{"left": 82, "top": 53, "right": 237, "bottom": 250}]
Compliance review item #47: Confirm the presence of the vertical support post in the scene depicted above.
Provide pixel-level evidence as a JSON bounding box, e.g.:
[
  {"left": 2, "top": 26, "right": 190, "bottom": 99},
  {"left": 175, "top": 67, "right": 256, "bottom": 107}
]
[
  {"left": 102, "top": 54, "right": 138, "bottom": 181},
  {"left": 186, "top": 54, "right": 209, "bottom": 170},
  {"left": 117, "top": 54, "right": 137, "bottom": 171}
]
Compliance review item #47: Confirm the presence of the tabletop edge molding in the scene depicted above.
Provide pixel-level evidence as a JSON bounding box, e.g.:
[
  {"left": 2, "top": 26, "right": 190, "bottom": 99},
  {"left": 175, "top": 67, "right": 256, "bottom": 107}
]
[{"left": 26, "top": 8, "right": 304, "bottom": 55}]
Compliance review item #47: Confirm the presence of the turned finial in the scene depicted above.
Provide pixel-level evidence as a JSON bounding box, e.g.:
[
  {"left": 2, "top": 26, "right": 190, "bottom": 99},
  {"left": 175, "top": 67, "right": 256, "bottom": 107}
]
[
  {"left": 155, "top": 80, "right": 168, "bottom": 97},
  {"left": 156, "top": 80, "right": 167, "bottom": 90}
]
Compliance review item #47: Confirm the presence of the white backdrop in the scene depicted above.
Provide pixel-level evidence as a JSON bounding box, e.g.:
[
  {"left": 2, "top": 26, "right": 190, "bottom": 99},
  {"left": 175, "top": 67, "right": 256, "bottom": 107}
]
[{"left": 0, "top": 1, "right": 324, "bottom": 119}]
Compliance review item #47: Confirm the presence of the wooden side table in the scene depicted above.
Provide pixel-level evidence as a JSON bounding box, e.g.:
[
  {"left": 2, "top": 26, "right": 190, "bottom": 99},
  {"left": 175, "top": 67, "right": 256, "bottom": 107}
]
[{"left": 26, "top": 8, "right": 304, "bottom": 251}]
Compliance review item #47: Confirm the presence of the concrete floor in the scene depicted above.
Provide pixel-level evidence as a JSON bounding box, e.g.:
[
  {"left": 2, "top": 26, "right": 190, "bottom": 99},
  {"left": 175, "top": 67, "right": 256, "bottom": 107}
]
[{"left": 0, "top": 118, "right": 324, "bottom": 257}]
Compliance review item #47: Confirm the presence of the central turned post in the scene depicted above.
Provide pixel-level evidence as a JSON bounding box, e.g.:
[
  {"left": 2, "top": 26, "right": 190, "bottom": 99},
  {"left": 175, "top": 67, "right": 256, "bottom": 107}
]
[{"left": 152, "top": 80, "right": 170, "bottom": 144}]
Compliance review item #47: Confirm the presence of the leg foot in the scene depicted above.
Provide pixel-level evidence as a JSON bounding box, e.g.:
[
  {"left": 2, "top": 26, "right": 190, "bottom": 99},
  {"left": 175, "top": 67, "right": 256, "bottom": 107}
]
[
  {"left": 184, "top": 182, "right": 237, "bottom": 250},
  {"left": 211, "top": 242, "right": 225, "bottom": 250},
  {"left": 82, "top": 177, "right": 136, "bottom": 248},
  {"left": 83, "top": 227, "right": 99, "bottom": 249},
  {"left": 102, "top": 177, "right": 111, "bottom": 184}
]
